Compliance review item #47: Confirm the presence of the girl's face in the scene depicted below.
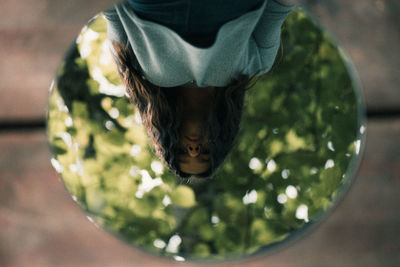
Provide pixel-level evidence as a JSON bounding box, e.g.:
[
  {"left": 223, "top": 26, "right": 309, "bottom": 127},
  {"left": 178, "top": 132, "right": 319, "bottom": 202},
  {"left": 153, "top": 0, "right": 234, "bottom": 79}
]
[
  {"left": 178, "top": 118, "right": 211, "bottom": 174},
  {"left": 176, "top": 86, "right": 213, "bottom": 175}
]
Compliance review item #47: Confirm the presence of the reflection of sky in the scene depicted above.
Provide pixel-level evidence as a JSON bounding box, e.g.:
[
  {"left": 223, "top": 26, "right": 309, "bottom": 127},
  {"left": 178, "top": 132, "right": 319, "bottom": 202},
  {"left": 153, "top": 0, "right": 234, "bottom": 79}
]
[
  {"left": 135, "top": 170, "right": 163, "bottom": 198},
  {"left": 56, "top": 97, "right": 68, "bottom": 113},
  {"left": 105, "top": 120, "right": 115, "bottom": 130},
  {"left": 249, "top": 157, "right": 262, "bottom": 170},
  {"left": 134, "top": 113, "right": 142, "bottom": 124},
  {"left": 355, "top": 140, "right": 361, "bottom": 154},
  {"left": 151, "top": 161, "right": 163, "bottom": 175},
  {"left": 92, "top": 67, "right": 125, "bottom": 97},
  {"left": 266, "top": 159, "right": 277, "bottom": 172},
  {"left": 109, "top": 107, "right": 119, "bottom": 119},
  {"left": 76, "top": 27, "right": 98, "bottom": 59},
  {"left": 281, "top": 169, "right": 290, "bottom": 179},
  {"left": 286, "top": 185, "right": 298, "bottom": 199},
  {"left": 69, "top": 158, "right": 84, "bottom": 175},
  {"left": 211, "top": 215, "right": 220, "bottom": 224},
  {"left": 162, "top": 195, "right": 171, "bottom": 206},
  {"left": 277, "top": 193, "right": 287, "bottom": 204},
  {"left": 327, "top": 141, "right": 335, "bottom": 151},
  {"left": 78, "top": 25, "right": 126, "bottom": 97},
  {"left": 166, "top": 235, "right": 182, "bottom": 253},
  {"left": 173, "top": 256, "right": 185, "bottom": 262},
  {"left": 50, "top": 158, "right": 63, "bottom": 173},
  {"left": 130, "top": 145, "right": 142, "bottom": 156},
  {"left": 243, "top": 190, "right": 258, "bottom": 205},
  {"left": 360, "top": 125, "right": 366, "bottom": 134},
  {"left": 153, "top": 239, "right": 166, "bottom": 249},
  {"left": 296, "top": 205, "right": 309, "bottom": 222},
  {"left": 100, "top": 40, "right": 112, "bottom": 65},
  {"left": 310, "top": 167, "right": 318, "bottom": 175},
  {"left": 65, "top": 116, "right": 73, "bottom": 127}
]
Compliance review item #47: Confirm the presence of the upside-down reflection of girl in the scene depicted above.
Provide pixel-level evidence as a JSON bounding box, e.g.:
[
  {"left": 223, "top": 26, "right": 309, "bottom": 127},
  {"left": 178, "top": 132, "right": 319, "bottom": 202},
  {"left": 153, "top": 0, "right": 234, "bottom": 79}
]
[{"left": 104, "top": 0, "right": 296, "bottom": 178}]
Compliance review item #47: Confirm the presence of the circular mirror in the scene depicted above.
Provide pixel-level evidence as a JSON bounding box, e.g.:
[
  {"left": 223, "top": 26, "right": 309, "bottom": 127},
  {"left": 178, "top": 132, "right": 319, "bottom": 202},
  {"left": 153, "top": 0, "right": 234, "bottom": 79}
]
[{"left": 47, "top": 3, "right": 366, "bottom": 262}]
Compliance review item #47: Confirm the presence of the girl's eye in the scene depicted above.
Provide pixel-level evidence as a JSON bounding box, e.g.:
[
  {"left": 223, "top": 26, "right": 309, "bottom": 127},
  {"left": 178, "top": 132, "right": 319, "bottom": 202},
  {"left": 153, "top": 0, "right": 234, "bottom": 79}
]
[
  {"left": 201, "top": 147, "right": 210, "bottom": 154},
  {"left": 178, "top": 147, "right": 187, "bottom": 155}
]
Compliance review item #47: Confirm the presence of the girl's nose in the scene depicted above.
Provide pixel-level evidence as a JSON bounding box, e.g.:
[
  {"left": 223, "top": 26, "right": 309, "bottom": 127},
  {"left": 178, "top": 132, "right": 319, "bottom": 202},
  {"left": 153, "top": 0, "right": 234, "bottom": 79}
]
[{"left": 186, "top": 143, "right": 201, "bottom": 157}]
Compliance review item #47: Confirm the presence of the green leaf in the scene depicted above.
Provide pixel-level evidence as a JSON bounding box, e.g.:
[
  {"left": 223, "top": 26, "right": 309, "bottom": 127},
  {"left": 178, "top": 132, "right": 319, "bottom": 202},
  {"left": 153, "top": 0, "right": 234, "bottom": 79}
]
[{"left": 170, "top": 185, "right": 196, "bottom": 208}]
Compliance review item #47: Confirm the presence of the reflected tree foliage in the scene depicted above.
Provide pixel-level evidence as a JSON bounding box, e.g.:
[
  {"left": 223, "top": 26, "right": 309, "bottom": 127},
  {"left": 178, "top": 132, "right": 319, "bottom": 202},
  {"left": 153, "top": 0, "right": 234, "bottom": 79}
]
[{"left": 47, "top": 9, "right": 365, "bottom": 261}]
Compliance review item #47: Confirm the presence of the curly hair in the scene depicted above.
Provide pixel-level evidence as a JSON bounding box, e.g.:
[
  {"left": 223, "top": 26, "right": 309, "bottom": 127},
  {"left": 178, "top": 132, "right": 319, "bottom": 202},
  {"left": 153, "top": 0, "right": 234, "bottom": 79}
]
[{"left": 111, "top": 41, "right": 253, "bottom": 179}]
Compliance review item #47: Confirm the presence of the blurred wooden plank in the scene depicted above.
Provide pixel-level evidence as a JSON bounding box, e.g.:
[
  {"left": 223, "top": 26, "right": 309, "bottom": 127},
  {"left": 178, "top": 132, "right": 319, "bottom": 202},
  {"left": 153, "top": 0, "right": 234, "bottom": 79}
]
[
  {"left": 302, "top": 0, "right": 400, "bottom": 111},
  {"left": 0, "top": 0, "right": 115, "bottom": 28},
  {"left": 0, "top": 119, "right": 399, "bottom": 266},
  {"left": 0, "top": 0, "right": 399, "bottom": 121}
]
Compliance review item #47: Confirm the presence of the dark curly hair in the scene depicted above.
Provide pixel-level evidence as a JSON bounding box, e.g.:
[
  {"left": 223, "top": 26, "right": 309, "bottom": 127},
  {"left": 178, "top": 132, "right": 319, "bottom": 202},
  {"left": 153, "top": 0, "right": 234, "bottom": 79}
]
[{"left": 111, "top": 41, "right": 253, "bottom": 179}]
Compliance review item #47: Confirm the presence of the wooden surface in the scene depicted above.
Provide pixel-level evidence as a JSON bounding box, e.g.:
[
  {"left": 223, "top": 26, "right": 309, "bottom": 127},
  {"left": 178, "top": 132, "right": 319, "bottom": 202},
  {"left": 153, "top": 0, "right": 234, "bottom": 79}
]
[
  {"left": 1, "top": 121, "right": 399, "bottom": 267},
  {"left": 0, "top": 0, "right": 399, "bottom": 266},
  {"left": 0, "top": 0, "right": 115, "bottom": 121},
  {"left": 1, "top": 0, "right": 399, "bottom": 120}
]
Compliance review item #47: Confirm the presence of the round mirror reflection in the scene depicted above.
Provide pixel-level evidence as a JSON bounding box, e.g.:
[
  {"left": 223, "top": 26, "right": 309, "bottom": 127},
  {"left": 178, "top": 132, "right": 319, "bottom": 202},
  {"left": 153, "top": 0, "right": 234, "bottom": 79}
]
[{"left": 47, "top": 5, "right": 365, "bottom": 262}]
